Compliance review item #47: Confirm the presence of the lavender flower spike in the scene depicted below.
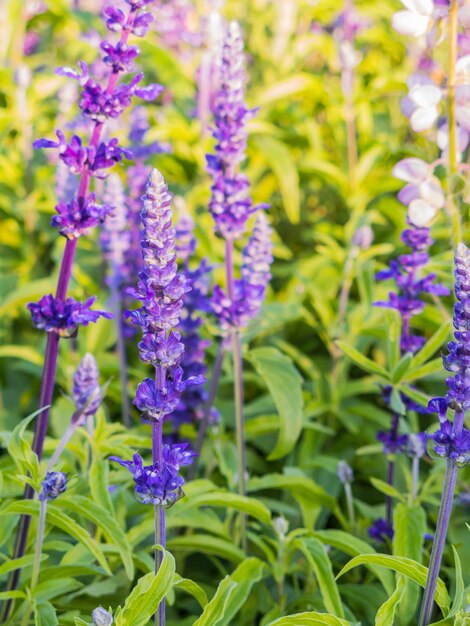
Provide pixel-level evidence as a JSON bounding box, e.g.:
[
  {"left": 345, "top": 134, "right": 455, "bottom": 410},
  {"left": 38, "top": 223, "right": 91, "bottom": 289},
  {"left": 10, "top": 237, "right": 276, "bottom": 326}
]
[
  {"left": 206, "top": 21, "right": 260, "bottom": 240},
  {"left": 119, "top": 169, "right": 202, "bottom": 625},
  {"left": 419, "top": 243, "right": 470, "bottom": 626},
  {"left": 72, "top": 353, "right": 101, "bottom": 422}
]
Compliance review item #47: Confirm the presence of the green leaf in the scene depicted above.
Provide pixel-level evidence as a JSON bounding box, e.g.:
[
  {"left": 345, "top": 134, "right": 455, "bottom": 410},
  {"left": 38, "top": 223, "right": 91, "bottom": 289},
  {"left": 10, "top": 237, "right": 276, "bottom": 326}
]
[
  {"left": 336, "top": 342, "right": 389, "bottom": 379},
  {"left": 0, "top": 345, "right": 43, "bottom": 367},
  {"left": 336, "top": 554, "right": 450, "bottom": 612},
  {"left": 178, "top": 491, "right": 271, "bottom": 525},
  {"left": 193, "top": 558, "right": 265, "bottom": 626},
  {"left": 52, "top": 496, "right": 134, "bottom": 579},
  {"left": 430, "top": 547, "right": 465, "bottom": 625},
  {"left": 375, "top": 578, "right": 405, "bottom": 626},
  {"left": 254, "top": 136, "right": 300, "bottom": 223},
  {"left": 89, "top": 458, "right": 114, "bottom": 515},
  {"left": 393, "top": 504, "right": 426, "bottom": 624},
  {"left": 293, "top": 537, "right": 344, "bottom": 618},
  {"left": 310, "top": 530, "right": 394, "bottom": 595},
  {"left": 391, "top": 353, "right": 413, "bottom": 384},
  {"left": 0, "top": 501, "right": 111, "bottom": 575},
  {"left": 115, "top": 547, "right": 175, "bottom": 626},
  {"left": 173, "top": 574, "right": 208, "bottom": 608},
  {"left": 34, "top": 601, "right": 58, "bottom": 626},
  {"left": 370, "top": 478, "right": 406, "bottom": 501},
  {"left": 410, "top": 322, "right": 451, "bottom": 368},
  {"left": 248, "top": 474, "right": 336, "bottom": 511},
  {"left": 266, "top": 612, "right": 352, "bottom": 626},
  {"left": 167, "top": 535, "right": 245, "bottom": 564},
  {"left": 401, "top": 358, "right": 443, "bottom": 383},
  {"left": 249, "top": 347, "right": 304, "bottom": 460},
  {"left": 0, "top": 554, "right": 47, "bottom": 576},
  {"left": 7, "top": 407, "right": 46, "bottom": 478}
]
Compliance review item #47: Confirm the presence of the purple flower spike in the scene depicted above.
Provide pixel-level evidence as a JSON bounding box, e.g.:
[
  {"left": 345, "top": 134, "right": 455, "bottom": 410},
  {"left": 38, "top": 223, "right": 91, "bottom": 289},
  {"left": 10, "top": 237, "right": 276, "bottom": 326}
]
[
  {"left": 206, "top": 21, "right": 261, "bottom": 240},
  {"left": 28, "top": 295, "right": 112, "bottom": 337},
  {"left": 212, "top": 212, "right": 273, "bottom": 332},
  {"left": 109, "top": 444, "right": 195, "bottom": 506},
  {"left": 73, "top": 353, "right": 101, "bottom": 421},
  {"left": 100, "top": 174, "right": 131, "bottom": 288}
]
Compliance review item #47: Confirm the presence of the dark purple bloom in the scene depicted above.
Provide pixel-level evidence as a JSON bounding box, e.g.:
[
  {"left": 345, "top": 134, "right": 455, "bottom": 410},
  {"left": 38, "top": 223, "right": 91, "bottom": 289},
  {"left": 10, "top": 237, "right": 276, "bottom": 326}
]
[
  {"left": 28, "top": 295, "right": 112, "bottom": 337},
  {"left": 73, "top": 353, "right": 101, "bottom": 421},
  {"left": 109, "top": 446, "right": 194, "bottom": 506},
  {"left": 101, "top": 41, "right": 140, "bottom": 72},
  {"left": 39, "top": 472, "right": 67, "bottom": 501},
  {"left": 52, "top": 193, "right": 111, "bottom": 239},
  {"left": 368, "top": 518, "right": 394, "bottom": 542}
]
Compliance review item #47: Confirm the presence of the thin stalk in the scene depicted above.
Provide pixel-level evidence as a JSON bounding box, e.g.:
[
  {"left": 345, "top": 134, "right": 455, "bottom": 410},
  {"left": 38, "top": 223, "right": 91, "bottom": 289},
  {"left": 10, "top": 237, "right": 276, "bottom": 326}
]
[
  {"left": 188, "top": 342, "right": 224, "bottom": 481},
  {"left": 45, "top": 423, "right": 75, "bottom": 472},
  {"left": 153, "top": 371, "right": 165, "bottom": 626},
  {"left": 446, "top": 0, "right": 462, "bottom": 246},
  {"left": 111, "top": 285, "right": 131, "bottom": 427},
  {"left": 21, "top": 499, "right": 47, "bottom": 626},
  {"left": 419, "top": 410, "right": 464, "bottom": 625},
  {"left": 2, "top": 12, "right": 137, "bottom": 614},
  {"left": 344, "top": 482, "right": 355, "bottom": 529},
  {"left": 385, "top": 412, "right": 400, "bottom": 525},
  {"left": 418, "top": 459, "right": 458, "bottom": 625},
  {"left": 411, "top": 456, "right": 420, "bottom": 502},
  {"left": 225, "top": 239, "right": 247, "bottom": 551}
]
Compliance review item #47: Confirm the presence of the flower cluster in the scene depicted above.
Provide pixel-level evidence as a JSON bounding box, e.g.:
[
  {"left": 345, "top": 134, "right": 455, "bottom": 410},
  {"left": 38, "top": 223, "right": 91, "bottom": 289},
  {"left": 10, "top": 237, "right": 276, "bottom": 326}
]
[
  {"left": 39, "top": 472, "right": 67, "bottom": 501},
  {"left": 28, "top": 295, "right": 112, "bottom": 337},
  {"left": 100, "top": 173, "right": 131, "bottom": 289},
  {"left": 51, "top": 192, "right": 111, "bottom": 240},
  {"left": 212, "top": 212, "right": 273, "bottom": 331},
  {"left": 427, "top": 244, "right": 470, "bottom": 466},
  {"left": 72, "top": 353, "right": 102, "bottom": 422},
  {"left": 368, "top": 518, "right": 394, "bottom": 542},
  {"left": 376, "top": 226, "right": 449, "bottom": 355},
  {"left": 110, "top": 444, "right": 196, "bottom": 505},
  {"left": 127, "top": 169, "right": 204, "bottom": 421},
  {"left": 206, "top": 21, "right": 262, "bottom": 240}
]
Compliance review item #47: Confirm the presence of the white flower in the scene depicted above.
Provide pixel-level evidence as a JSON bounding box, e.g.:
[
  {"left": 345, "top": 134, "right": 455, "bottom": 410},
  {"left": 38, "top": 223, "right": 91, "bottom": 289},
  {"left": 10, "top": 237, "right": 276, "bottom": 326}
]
[
  {"left": 437, "top": 123, "right": 469, "bottom": 162},
  {"left": 393, "top": 157, "right": 444, "bottom": 227},
  {"left": 401, "top": 74, "right": 442, "bottom": 132},
  {"left": 392, "top": 0, "right": 434, "bottom": 37}
]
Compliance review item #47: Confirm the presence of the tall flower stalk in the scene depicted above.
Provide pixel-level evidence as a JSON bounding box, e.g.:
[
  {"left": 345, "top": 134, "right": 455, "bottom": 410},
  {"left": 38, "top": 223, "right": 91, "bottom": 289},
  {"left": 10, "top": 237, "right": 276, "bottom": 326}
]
[
  {"left": 205, "top": 21, "right": 271, "bottom": 548},
  {"left": 2, "top": 1, "right": 163, "bottom": 611},
  {"left": 112, "top": 169, "right": 201, "bottom": 626},
  {"left": 418, "top": 244, "right": 470, "bottom": 625}
]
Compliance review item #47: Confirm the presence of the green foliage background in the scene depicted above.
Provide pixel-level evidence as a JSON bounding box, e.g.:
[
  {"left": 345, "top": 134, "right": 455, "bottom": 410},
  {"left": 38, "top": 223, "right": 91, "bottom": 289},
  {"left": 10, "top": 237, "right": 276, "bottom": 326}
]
[{"left": 0, "top": 0, "right": 469, "bottom": 624}]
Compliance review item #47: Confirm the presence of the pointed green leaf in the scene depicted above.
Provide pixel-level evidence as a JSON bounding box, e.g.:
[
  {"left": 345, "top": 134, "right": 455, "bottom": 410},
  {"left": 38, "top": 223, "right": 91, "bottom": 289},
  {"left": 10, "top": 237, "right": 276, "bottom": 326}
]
[{"left": 336, "top": 342, "right": 388, "bottom": 378}]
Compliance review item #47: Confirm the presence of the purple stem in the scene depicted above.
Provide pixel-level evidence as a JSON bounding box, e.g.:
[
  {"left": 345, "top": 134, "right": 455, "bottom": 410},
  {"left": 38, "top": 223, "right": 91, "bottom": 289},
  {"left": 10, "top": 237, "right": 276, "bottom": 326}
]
[
  {"left": 188, "top": 341, "right": 224, "bottom": 481},
  {"left": 418, "top": 411, "right": 464, "bottom": 626},
  {"left": 2, "top": 13, "right": 137, "bottom": 616},
  {"left": 153, "top": 365, "right": 166, "bottom": 626}
]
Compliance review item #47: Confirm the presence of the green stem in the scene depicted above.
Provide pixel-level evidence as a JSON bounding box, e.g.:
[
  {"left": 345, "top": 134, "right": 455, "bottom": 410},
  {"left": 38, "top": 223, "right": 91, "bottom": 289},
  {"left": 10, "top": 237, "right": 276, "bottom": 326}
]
[
  {"left": 231, "top": 328, "right": 247, "bottom": 551},
  {"left": 21, "top": 499, "right": 47, "bottom": 626}
]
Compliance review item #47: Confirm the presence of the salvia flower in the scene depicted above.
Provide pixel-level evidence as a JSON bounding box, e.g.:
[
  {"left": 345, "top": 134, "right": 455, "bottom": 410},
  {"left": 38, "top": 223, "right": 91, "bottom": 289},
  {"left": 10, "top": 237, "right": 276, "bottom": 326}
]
[
  {"left": 127, "top": 169, "right": 204, "bottom": 420},
  {"left": 368, "top": 518, "right": 394, "bottom": 542},
  {"left": 51, "top": 193, "right": 111, "bottom": 239},
  {"left": 427, "top": 244, "right": 470, "bottom": 466},
  {"left": 72, "top": 353, "right": 101, "bottom": 421},
  {"left": 110, "top": 446, "right": 194, "bottom": 506},
  {"left": 28, "top": 295, "right": 112, "bottom": 337},
  {"left": 212, "top": 212, "right": 273, "bottom": 332},
  {"left": 377, "top": 431, "right": 409, "bottom": 454},
  {"left": 375, "top": 226, "right": 449, "bottom": 354},
  {"left": 206, "top": 21, "right": 263, "bottom": 240},
  {"left": 39, "top": 472, "right": 67, "bottom": 501},
  {"left": 92, "top": 607, "right": 113, "bottom": 626}
]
